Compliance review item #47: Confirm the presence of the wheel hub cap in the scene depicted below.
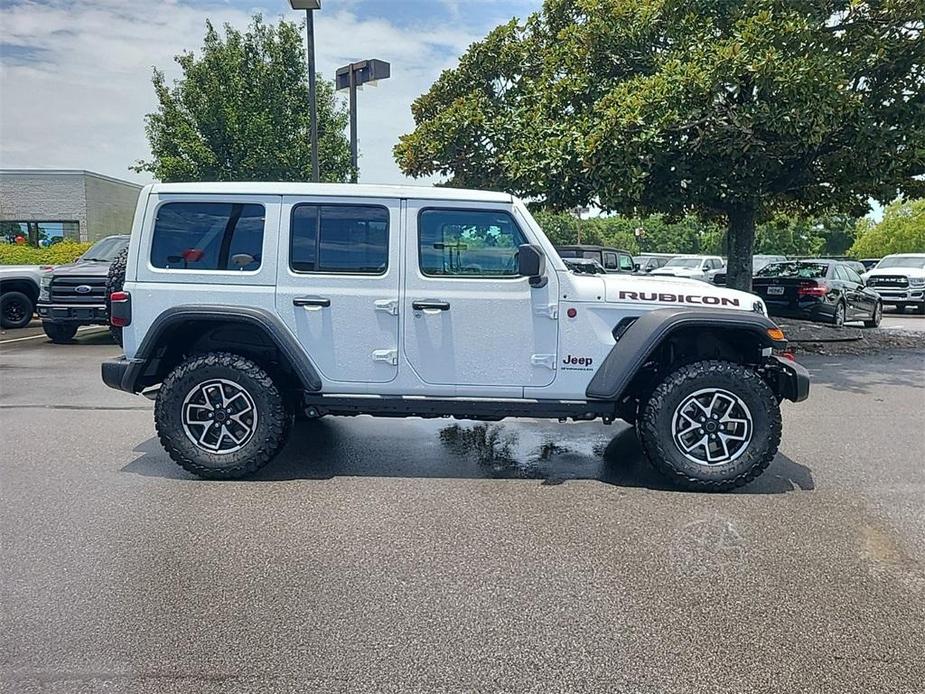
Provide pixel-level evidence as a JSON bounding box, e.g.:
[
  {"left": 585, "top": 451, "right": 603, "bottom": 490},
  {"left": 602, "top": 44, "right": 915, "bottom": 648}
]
[
  {"left": 671, "top": 388, "right": 753, "bottom": 466},
  {"left": 181, "top": 379, "right": 257, "bottom": 454}
]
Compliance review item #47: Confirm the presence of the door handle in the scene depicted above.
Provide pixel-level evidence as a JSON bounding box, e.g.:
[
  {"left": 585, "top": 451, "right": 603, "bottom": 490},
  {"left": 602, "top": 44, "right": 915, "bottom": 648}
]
[
  {"left": 412, "top": 300, "right": 450, "bottom": 311},
  {"left": 293, "top": 296, "right": 331, "bottom": 308}
]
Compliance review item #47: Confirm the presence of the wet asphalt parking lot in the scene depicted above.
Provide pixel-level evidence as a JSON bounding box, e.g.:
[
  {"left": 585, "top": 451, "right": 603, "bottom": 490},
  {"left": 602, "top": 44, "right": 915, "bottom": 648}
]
[{"left": 1, "top": 326, "right": 923, "bottom": 693}]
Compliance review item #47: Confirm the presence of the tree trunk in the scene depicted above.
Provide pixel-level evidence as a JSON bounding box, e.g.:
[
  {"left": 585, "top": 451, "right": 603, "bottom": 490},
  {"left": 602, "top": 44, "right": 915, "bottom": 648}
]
[{"left": 724, "top": 204, "right": 757, "bottom": 292}]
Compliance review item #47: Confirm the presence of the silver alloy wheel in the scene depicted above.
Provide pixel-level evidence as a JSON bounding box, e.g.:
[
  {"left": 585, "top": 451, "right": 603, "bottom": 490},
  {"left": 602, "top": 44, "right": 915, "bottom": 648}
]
[
  {"left": 671, "top": 388, "right": 753, "bottom": 466},
  {"left": 835, "top": 303, "right": 845, "bottom": 326},
  {"left": 181, "top": 379, "right": 258, "bottom": 454}
]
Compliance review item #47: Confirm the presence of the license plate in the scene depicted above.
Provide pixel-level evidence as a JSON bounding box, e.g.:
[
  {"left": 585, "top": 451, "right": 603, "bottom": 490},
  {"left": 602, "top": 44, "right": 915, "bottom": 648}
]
[{"left": 767, "top": 286, "right": 785, "bottom": 295}]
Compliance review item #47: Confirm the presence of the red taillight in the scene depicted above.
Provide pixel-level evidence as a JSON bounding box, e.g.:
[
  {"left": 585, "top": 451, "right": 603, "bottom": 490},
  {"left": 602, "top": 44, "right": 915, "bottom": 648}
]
[
  {"left": 798, "top": 281, "right": 828, "bottom": 297},
  {"left": 110, "top": 291, "right": 130, "bottom": 327}
]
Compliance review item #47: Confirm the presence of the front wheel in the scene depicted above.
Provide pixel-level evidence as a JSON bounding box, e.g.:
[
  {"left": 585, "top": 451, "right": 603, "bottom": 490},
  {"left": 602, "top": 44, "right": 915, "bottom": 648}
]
[
  {"left": 863, "top": 302, "right": 882, "bottom": 328},
  {"left": 638, "top": 360, "right": 782, "bottom": 491},
  {"left": 42, "top": 322, "right": 78, "bottom": 343},
  {"left": 155, "top": 352, "right": 291, "bottom": 479},
  {"left": 1, "top": 291, "right": 34, "bottom": 329}
]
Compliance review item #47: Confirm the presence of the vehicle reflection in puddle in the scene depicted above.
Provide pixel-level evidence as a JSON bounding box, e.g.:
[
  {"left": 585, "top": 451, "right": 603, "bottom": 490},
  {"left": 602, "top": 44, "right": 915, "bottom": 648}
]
[{"left": 437, "top": 422, "right": 621, "bottom": 482}]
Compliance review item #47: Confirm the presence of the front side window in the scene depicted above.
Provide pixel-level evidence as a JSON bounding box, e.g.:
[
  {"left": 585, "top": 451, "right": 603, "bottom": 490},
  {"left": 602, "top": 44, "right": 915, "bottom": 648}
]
[
  {"left": 419, "top": 209, "right": 527, "bottom": 277},
  {"left": 290, "top": 204, "right": 389, "bottom": 274},
  {"left": 150, "top": 202, "right": 264, "bottom": 271},
  {"left": 619, "top": 253, "right": 634, "bottom": 271}
]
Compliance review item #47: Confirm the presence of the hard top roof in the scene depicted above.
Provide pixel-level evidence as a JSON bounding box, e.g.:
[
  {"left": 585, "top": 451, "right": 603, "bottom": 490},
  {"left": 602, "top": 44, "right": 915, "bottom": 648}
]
[{"left": 148, "top": 182, "right": 514, "bottom": 203}]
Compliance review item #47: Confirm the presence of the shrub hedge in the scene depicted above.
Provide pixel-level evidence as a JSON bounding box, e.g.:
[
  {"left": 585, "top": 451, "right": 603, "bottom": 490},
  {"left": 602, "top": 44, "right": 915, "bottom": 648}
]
[{"left": 0, "top": 241, "right": 91, "bottom": 266}]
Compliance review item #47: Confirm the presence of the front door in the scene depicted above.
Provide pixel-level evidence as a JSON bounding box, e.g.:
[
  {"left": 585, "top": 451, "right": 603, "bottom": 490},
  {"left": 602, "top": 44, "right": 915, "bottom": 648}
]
[
  {"left": 275, "top": 197, "right": 400, "bottom": 385},
  {"left": 403, "top": 202, "right": 559, "bottom": 389}
]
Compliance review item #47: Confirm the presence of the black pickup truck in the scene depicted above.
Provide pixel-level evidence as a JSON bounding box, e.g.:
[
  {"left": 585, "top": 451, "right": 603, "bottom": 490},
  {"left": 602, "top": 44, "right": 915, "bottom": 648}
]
[{"left": 37, "top": 235, "right": 130, "bottom": 343}]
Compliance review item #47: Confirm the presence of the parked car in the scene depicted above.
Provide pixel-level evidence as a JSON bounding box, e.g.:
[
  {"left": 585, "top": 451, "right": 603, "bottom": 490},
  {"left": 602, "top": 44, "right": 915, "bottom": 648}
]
[
  {"left": 753, "top": 260, "right": 882, "bottom": 327},
  {"left": 838, "top": 259, "right": 868, "bottom": 276},
  {"left": 36, "top": 235, "right": 130, "bottom": 342},
  {"left": 712, "top": 254, "right": 786, "bottom": 286},
  {"left": 649, "top": 255, "right": 725, "bottom": 282},
  {"left": 0, "top": 264, "right": 52, "bottom": 329},
  {"left": 101, "top": 182, "right": 809, "bottom": 491},
  {"left": 561, "top": 257, "right": 607, "bottom": 274},
  {"left": 555, "top": 245, "right": 635, "bottom": 273},
  {"left": 861, "top": 253, "right": 925, "bottom": 314},
  {"left": 633, "top": 254, "right": 675, "bottom": 273}
]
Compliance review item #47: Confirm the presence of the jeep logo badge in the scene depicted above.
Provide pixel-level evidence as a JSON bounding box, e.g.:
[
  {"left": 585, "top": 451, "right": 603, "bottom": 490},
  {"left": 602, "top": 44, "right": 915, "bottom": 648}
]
[{"left": 75, "top": 285, "right": 92, "bottom": 294}]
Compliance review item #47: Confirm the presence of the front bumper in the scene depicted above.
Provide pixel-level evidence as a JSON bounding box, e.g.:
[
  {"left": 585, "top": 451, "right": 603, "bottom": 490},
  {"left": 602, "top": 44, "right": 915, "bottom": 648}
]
[
  {"left": 868, "top": 288, "right": 924, "bottom": 303},
  {"left": 101, "top": 356, "right": 145, "bottom": 393},
  {"left": 37, "top": 302, "right": 108, "bottom": 324},
  {"left": 767, "top": 355, "right": 811, "bottom": 403}
]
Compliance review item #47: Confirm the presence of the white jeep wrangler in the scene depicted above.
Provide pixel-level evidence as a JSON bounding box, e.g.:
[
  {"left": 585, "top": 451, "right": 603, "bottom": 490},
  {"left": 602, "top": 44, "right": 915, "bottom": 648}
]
[{"left": 102, "top": 183, "right": 809, "bottom": 490}]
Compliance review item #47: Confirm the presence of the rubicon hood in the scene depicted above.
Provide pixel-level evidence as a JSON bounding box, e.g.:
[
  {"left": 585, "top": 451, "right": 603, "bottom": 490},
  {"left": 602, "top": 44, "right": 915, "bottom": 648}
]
[{"left": 601, "top": 274, "right": 762, "bottom": 312}]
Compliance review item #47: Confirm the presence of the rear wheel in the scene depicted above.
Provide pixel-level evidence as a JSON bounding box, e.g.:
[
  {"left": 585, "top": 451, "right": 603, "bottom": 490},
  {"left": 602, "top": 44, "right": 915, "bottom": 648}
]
[
  {"left": 1, "top": 291, "right": 34, "bottom": 329},
  {"left": 638, "top": 360, "right": 781, "bottom": 491},
  {"left": 833, "top": 301, "right": 846, "bottom": 327},
  {"left": 863, "top": 302, "right": 883, "bottom": 328},
  {"left": 106, "top": 246, "right": 129, "bottom": 346},
  {"left": 42, "top": 322, "right": 78, "bottom": 343},
  {"left": 155, "top": 352, "right": 291, "bottom": 479}
]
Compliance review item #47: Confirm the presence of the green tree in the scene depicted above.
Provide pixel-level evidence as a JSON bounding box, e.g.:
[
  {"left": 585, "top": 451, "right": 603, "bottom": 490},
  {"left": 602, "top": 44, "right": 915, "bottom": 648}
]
[
  {"left": 395, "top": 1, "right": 925, "bottom": 290},
  {"left": 849, "top": 198, "right": 925, "bottom": 257},
  {"left": 135, "top": 15, "right": 352, "bottom": 183}
]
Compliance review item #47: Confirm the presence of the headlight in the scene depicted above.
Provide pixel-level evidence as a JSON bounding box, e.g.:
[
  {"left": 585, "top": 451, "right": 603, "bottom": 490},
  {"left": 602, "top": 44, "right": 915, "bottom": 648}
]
[
  {"left": 909, "top": 277, "right": 925, "bottom": 287},
  {"left": 39, "top": 274, "right": 52, "bottom": 301}
]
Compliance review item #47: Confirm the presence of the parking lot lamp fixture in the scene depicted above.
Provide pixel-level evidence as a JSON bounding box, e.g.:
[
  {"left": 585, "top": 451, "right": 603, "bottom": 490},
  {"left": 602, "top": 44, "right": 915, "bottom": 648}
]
[
  {"left": 335, "top": 59, "right": 391, "bottom": 183},
  {"left": 289, "top": 0, "right": 321, "bottom": 182}
]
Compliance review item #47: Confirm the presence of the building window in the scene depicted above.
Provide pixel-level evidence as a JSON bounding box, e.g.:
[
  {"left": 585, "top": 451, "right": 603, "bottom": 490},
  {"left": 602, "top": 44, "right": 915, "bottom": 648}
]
[{"left": 0, "top": 221, "right": 79, "bottom": 247}]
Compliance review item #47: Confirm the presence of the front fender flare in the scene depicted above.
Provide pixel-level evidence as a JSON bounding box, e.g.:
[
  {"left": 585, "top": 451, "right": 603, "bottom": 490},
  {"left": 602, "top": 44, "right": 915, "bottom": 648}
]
[{"left": 585, "top": 307, "right": 785, "bottom": 401}]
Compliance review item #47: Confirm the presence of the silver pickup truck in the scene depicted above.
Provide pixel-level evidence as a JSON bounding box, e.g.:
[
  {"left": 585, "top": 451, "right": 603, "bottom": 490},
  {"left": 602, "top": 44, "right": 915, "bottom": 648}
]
[{"left": 0, "top": 264, "right": 49, "bottom": 329}]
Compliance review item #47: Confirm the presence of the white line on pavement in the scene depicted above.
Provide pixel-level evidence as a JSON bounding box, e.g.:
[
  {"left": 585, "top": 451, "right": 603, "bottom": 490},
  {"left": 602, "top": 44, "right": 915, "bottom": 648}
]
[{"left": 0, "top": 326, "right": 107, "bottom": 345}]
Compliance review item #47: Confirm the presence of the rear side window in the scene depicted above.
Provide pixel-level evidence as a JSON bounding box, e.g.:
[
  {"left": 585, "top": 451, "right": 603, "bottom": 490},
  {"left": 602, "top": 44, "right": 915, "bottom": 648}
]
[
  {"left": 290, "top": 204, "right": 389, "bottom": 274},
  {"left": 419, "top": 209, "right": 527, "bottom": 277},
  {"left": 150, "top": 202, "right": 265, "bottom": 271},
  {"left": 603, "top": 252, "right": 618, "bottom": 270}
]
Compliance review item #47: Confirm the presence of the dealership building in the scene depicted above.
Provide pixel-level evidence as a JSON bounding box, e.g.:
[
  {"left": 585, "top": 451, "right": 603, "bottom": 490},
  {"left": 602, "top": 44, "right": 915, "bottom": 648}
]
[{"left": 0, "top": 169, "right": 142, "bottom": 245}]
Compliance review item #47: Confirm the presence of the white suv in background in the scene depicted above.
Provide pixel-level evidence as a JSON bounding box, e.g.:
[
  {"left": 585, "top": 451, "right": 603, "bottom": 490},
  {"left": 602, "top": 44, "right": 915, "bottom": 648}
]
[
  {"left": 649, "top": 255, "right": 725, "bottom": 282},
  {"left": 862, "top": 253, "right": 925, "bottom": 314}
]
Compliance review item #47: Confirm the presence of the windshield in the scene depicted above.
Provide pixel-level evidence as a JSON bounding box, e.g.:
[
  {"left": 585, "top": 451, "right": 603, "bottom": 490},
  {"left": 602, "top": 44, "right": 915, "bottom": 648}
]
[
  {"left": 80, "top": 236, "right": 129, "bottom": 262},
  {"left": 875, "top": 256, "right": 925, "bottom": 270},
  {"left": 664, "top": 258, "right": 702, "bottom": 268},
  {"left": 757, "top": 261, "right": 829, "bottom": 279}
]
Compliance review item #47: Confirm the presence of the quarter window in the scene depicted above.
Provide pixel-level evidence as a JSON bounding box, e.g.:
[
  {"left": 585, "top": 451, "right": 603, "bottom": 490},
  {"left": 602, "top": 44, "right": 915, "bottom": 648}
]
[
  {"left": 150, "top": 202, "right": 265, "bottom": 271},
  {"left": 619, "top": 254, "right": 634, "bottom": 271},
  {"left": 419, "top": 209, "right": 527, "bottom": 277},
  {"left": 290, "top": 204, "right": 389, "bottom": 274}
]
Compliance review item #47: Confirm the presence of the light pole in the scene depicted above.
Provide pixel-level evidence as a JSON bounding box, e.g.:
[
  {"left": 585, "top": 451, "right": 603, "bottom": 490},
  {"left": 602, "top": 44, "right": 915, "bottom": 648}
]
[
  {"left": 289, "top": 0, "right": 321, "bottom": 182},
  {"left": 335, "top": 59, "right": 391, "bottom": 183}
]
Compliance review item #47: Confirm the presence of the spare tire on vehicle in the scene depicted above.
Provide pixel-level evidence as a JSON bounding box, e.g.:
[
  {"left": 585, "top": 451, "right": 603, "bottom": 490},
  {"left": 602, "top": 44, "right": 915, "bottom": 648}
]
[{"left": 106, "top": 246, "right": 129, "bottom": 347}]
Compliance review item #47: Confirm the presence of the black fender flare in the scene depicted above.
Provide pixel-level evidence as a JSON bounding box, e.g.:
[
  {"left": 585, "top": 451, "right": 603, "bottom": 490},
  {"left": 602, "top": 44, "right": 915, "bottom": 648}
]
[
  {"left": 586, "top": 307, "right": 785, "bottom": 401},
  {"left": 124, "top": 305, "right": 322, "bottom": 393}
]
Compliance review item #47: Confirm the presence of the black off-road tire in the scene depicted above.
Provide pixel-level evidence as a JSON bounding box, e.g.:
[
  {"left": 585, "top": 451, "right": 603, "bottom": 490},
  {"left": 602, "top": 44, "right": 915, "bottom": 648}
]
[
  {"left": 42, "top": 322, "right": 78, "bottom": 343},
  {"left": 106, "top": 246, "right": 129, "bottom": 346},
  {"left": 863, "top": 302, "right": 883, "bottom": 328},
  {"left": 155, "top": 352, "right": 291, "bottom": 480},
  {"left": 638, "top": 360, "right": 782, "bottom": 492},
  {"left": 1, "top": 291, "right": 34, "bottom": 329}
]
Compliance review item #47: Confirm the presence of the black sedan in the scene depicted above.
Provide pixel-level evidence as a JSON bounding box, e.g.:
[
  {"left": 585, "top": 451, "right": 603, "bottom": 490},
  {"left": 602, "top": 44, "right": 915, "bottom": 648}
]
[{"left": 752, "top": 260, "right": 882, "bottom": 328}]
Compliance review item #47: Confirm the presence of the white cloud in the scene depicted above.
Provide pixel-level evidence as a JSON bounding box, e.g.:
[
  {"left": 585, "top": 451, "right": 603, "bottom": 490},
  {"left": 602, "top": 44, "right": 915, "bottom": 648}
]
[{"left": 0, "top": 0, "right": 484, "bottom": 185}]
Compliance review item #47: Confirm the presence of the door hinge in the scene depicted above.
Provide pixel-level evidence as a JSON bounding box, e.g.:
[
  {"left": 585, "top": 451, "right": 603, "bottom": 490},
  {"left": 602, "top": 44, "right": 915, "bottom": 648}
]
[
  {"left": 534, "top": 303, "right": 558, "bottom": 320},
  {"left": 374, "top": 299, "right": 399, "bottom": 316},
  {"left": 372, "top": 349, "right": 398, "bottom": 365},
  {"left": 531, "top": 354, "right": 557, "bottom": 370}
]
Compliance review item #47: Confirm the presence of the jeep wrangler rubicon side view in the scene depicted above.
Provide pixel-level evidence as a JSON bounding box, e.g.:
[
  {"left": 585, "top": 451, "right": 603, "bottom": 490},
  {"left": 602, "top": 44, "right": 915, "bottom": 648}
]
[{"left": 102, "top": 183, "right": 809, "bottom": 490}]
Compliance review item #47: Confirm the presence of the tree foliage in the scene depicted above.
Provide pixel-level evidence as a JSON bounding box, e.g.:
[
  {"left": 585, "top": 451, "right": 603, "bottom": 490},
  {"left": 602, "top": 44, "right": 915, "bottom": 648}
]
[
  {"left": 849, "top": 198, "right": 925, "bottom": 256},
  {"left": 396, "top": 1, "right": 925, "bottom": 289},
  {"left": 135, "top": 15, "right": 352, "bottom": 183}
]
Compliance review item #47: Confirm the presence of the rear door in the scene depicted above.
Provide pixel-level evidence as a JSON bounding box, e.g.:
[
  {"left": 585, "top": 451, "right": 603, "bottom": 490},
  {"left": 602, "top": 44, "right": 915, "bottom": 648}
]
[{"left": 275, "top": 197, "right": 400, "bottom": 385}]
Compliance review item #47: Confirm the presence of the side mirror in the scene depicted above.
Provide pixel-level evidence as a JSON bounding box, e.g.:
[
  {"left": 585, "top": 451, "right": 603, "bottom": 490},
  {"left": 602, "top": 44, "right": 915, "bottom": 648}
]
[{"left": 518, "top": 244, "right": 546, "bottom": 287}]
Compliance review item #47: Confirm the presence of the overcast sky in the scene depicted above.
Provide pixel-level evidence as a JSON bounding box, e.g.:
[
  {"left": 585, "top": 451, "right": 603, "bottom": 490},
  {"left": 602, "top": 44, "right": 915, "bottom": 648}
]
[{"left": 0, "top": 0, "right": 539, "bottom": 185}]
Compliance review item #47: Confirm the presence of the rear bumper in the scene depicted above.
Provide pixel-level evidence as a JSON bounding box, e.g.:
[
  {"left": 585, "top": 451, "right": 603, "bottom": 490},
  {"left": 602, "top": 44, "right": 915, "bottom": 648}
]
[
  {"left": 37, "top": 302, "right": 108, "bottom": 324},
  {"left": 768, "top": 355, "right": 811, "bottom": 403},
  {"left": 101, "top": 356, "right": 144, "bottom": 393}
]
